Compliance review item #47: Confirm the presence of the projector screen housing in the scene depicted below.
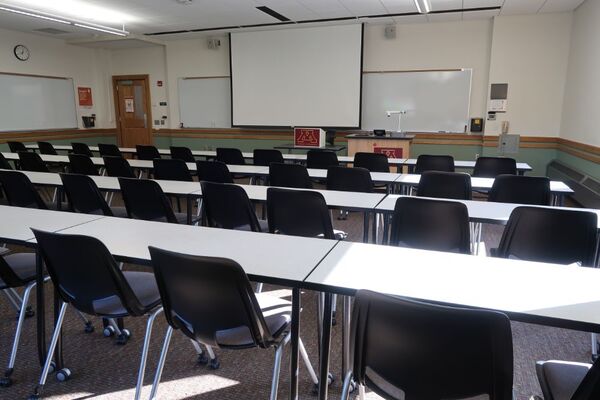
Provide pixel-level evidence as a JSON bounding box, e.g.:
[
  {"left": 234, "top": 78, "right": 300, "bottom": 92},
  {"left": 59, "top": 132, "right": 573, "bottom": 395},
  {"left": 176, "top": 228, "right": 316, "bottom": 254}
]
[{"left": 230, "top": 24, "right": 363, "bottom": 128}]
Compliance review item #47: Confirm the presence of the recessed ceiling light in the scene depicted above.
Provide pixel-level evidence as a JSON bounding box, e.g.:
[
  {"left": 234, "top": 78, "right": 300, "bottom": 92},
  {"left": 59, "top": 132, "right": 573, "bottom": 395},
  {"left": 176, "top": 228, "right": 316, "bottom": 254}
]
[
  {"left": 413, "top": 0, "right": 432, "bottom": 14},
  {"left": 6, "top": 0, "right": 135, "bottom": 24}
]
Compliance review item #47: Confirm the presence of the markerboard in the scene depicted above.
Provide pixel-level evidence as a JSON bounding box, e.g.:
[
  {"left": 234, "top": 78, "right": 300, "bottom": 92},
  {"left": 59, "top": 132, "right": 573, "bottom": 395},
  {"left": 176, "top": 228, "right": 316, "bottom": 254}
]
[
  {"left": 361, "top": 70, "right": 472, "bottom": 133},
  {"left": 178, "top": 77, "right": 231, "bottom": 128},
  {"left": 0, "top": 73, "right": 78, "bottom": 132}
]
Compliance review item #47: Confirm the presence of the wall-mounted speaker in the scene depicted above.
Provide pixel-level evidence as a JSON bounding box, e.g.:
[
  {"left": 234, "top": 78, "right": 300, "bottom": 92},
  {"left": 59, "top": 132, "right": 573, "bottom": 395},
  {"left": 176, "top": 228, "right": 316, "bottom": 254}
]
[{"left": 384, "top": 25, "right": 396, "bottom": 39}]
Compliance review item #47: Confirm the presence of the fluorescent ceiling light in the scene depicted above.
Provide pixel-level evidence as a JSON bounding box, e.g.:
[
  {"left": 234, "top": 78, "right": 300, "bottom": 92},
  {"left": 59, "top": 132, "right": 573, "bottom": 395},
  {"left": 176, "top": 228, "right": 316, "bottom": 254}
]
[
  {"left": 0, "top": 5, "right": 70, "bottom": 24},
  {"left": 7, "top": 0, "right": 135, "bottom": 24},
  {"left": 73, "top": 23, "right": 127, "bottom": 36},
  {"left": 413, "top": 0, "right": 432, "bottom": 14}
]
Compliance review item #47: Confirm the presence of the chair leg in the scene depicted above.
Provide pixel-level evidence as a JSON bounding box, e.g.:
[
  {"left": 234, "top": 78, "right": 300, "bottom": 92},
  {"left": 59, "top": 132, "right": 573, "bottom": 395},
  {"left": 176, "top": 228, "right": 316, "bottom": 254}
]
[
  {"left": 340, "top": 371, "right": 354, "bottom": 400},
  {"left": 134, "top": 307, "right": 163, "bottom": 400},
  {"left": 190, "top": 340, "right": 218, "bottom": 368},
  {"left": 2, "top": 289, "right": 21, "bottom": 313},
  {"left": 359, "top": 384, "right": 366, "bottom": 400},
  {"left": 269, "top": 334, "right": 288, "bottom": 400},
  {"left": 255, "top": 282, "right": 264, "bottom": 293},
  {"left": 0, "top": 281, "right": 36, "bottom": 387},
  {"left": 30, "top": 301, "right": 68, "bottom": 399},
  {"left": 298, "top": 339, "right": 318, "bottom": 385},
  {"left": 149, "top": 325, "right": 173, "bottom": 400}
]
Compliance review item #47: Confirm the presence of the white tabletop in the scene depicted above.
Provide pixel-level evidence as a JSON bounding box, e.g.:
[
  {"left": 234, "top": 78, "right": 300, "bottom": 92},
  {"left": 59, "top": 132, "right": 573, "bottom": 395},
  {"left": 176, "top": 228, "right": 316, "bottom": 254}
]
[
  {"left": 50, "top": 217, "right": 338, "bottom": 285},
  {"left": 403, "top": 158, "right": 532, "bottom": 171},
  {"left": 306, "top": 241, "right": 600, "bottom": 331},
  {"left": 0, "top": 205, "right": 104, "bottom": 244}
]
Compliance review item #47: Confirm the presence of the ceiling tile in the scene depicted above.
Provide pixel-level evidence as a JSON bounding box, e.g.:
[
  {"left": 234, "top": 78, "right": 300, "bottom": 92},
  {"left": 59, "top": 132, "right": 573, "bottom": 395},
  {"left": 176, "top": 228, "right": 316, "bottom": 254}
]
[
  {"left": 500, "top": 0, "right": 546, "bottom": 15},
  {"left": 540, "top": 0, "right": 586, "bottom": 13},
  {"left": 427, "top": 11, "right": 463, "bottom": 21}
]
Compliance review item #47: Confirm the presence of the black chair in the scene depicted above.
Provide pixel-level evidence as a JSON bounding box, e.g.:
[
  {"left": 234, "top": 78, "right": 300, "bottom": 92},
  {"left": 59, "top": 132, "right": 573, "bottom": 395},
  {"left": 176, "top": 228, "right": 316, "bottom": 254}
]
[
  {"left": 60, "top": 173, "right": 127, "bottom": 217},
  {"left": 200, "top": 181, "right": 266, "bottom": 232},
  {"left": 417, "top": 171, "right": 472, "bottom": 200},
  {"left": 534, "top": 357, "right": 600, "bottom": 400},
  {"left": 253, "top": 149, "right": 284, "bottom": 166},
  {"left": 389, "top": 197, "right": 471, "bottom": 254},
  {"left": 353, "top": 152, "right": 389, "bottom": 173},
  {"left": 98, "top": 143, "right": 122, "bottom": 157},
  {"left": 0, "top": 170, "right": 48, "bottom": 209},
  {"left": 119, "top": 177, "right": 185, "bottom": 224},
  {"left": 216, "top": 147, "right": 245, "bottom": 165},
  {"left": 415, "top": 154, "right": 455, "bottom": 173},
  {"left": 267, "top": 187, "right": 336, "bottom": 239},
  {"left": 30, "top": 229, "right": 162, "bottom": 400},
  {"left": 18, "top": 151, "right": 50, "bottom": 173},
  {"left": 196, "top": 161, "right": 233, "bottom": 184},
  {"left": 103, "top": 156, "right": 136, "bottom": 178},
  {"left": 146, "top": 247, "right": 317, "bottom": 400},
  {"left": 0, "top": 153, "right": 12, "bottom": 170},
  {"left": 170, "top": 146, "right": 195, "bottom": 163},
  {"left": 341, "top": 290, "right": 513, "bottom": 400},
  {"left": 71, "top": 142, "right": 94, "bottom": 157},
  {"left": 473, "top": 157, "right": 517, "bottom": 178},
  {"left": 37, "top": 142, "right": 57, "bottom": 155},
  {"left": 495, "top": 206, "right": 598, "bottom": 266},
  {"left": 153, "top": 159, "right": 193, "bottom": 182},
  {"left": 268, "top": 163, "right": 312, "bottom": 189},
  {"left": 68, "top": 154, "right": 99, "bottom": 176},
  {"left": 306, "top": 150, "right": 339, "bottom": 169},
  {"left": 489, "top": 175, "right": 551, "bottom": 205},
  {"left": 0, "top": 251, "right": 39, "bottom": 387},
  {"left": 7, "top": 141, "right": 28, "bottom": 153},
  {"left": 136, "top": 145, "right": 161, "bottom": 161},
  {"left": 326, "top": 166, "right": 373, "bottom": 193}
]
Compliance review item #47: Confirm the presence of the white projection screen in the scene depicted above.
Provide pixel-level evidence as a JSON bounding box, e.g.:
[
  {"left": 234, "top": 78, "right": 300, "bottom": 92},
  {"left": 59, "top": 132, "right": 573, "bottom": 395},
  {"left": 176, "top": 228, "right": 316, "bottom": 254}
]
[{"left": 230, "top": 24, "right": 363, "bottom": 128}]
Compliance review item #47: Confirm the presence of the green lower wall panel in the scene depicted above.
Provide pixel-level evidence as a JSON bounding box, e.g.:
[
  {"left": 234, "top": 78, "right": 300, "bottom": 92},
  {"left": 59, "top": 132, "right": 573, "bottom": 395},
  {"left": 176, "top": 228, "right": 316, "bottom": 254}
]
[{"left": 557, "top": 151, "right": 600, "bottom": 180}]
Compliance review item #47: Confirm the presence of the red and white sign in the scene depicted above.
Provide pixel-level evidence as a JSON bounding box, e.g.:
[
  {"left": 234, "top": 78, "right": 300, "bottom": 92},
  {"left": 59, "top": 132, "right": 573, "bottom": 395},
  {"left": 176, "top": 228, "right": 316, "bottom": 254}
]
[
  {"left": 374, "top": 147, "right": 403, "bottom": 158},
  {"left": 294, "top": 128, "right": 325, "bottom": 148},
  {"left": 78, "top": 87, "right": 93, "bottom": 107}
]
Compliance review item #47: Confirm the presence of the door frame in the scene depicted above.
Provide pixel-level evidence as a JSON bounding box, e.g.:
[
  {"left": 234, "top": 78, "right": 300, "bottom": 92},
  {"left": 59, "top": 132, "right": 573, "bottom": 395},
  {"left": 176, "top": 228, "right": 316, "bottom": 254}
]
[{"left": 112, "top": 74, "right": 153, "bottom": 146}]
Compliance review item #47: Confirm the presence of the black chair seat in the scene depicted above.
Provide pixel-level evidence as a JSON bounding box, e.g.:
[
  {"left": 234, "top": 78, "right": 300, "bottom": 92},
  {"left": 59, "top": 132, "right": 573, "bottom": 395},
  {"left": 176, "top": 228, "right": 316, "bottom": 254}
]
[
  {"left": 216, "top": 293, "right": 291, "bottom": 348},
  {"left": 93, "top": 271, "right": 161, "bottom": 316},
  {"left": 0, "top": 253, "right": 37, "bottom": 288},
  {"left": 536, "top": 360, "right": 591, "bottom": 400}
]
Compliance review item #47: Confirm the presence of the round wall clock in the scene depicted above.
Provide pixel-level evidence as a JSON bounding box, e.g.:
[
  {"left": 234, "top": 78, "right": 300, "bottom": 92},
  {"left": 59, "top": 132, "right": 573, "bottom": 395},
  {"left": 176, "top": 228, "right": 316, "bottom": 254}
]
[{"left": 14, "top": 44, "right": 30, "bottom": 61}]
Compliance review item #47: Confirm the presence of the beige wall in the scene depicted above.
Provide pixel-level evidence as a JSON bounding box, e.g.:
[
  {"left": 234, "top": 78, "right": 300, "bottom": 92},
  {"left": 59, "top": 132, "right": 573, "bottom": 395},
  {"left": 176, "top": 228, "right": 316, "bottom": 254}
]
[{"left": 560, "top": 0, "right": 600, "bottom": 147}]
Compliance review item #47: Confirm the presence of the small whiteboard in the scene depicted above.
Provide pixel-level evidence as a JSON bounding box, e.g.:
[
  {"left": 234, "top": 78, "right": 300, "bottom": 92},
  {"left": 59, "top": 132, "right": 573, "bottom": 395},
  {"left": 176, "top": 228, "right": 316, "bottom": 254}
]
[
  {"left": 361, "top": 70, "right": 472, "bottom": 133},
  {"left": 178, "top": 77, "right": 231, "bottom": 128},
  {"left": 0, "top": 73, "right": 78, "bottom": 132}
]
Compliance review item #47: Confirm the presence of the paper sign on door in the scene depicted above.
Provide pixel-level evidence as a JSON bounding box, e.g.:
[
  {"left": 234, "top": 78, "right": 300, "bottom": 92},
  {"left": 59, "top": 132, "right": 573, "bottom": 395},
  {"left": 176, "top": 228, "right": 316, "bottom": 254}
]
[{"left": 124, "top": 97, "right": 135, "bottom": 113}]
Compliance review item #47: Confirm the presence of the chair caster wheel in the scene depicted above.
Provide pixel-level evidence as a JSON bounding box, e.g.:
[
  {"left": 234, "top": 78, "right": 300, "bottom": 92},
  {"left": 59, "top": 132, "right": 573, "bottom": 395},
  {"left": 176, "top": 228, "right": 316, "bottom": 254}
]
[
  {"left": 0, "top": 376, "right": 13, "bottom": 387},
  {"left": 56, "top": 368, "right": 71, "bottom": 382},
  {"left": 48, "top": 361, "right": 56, "bottom": 374},
  {"left": 103, "top": 326, "right": 116, "bottom": 337},
  {"left": 593, "top": 353, "right": 599, "bottom": 362},
  {"left": 84, "top": 322, "right": 94, "bottom": 334},
  {"left": 28, "top": 394, "right": 41, "bottom": 400},
  {"left": 328, "top": 372, "right": 334, "bottom": 386},
  {"left": 348, "top": 380, "right": 357, "bottom": 393},
  {"left": 197, "top": 353, "right": 209, "bottom": 365},
  {"left": 25, "top": 306, "right": 35, "bottom": 318},
  {"left": 116, "top": 329, "right": 131, "bottom": 345},
  {"left": 209, "top": 358, "right": 220, "bottom": 370}
]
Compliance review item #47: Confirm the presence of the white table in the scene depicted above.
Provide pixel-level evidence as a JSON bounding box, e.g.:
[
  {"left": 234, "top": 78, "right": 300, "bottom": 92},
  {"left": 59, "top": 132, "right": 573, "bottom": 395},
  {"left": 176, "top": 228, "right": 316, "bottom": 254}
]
[{"left": 402, "top": 158, "right": 532, "bottom": 174}]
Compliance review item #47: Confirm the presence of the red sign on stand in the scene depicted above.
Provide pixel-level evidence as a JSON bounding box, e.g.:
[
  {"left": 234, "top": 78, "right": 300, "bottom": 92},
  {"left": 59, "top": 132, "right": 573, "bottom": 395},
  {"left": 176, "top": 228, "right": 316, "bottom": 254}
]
[
  {"left": 374, "top": 147, "right": 403, "bottom": 158},
  {"left": 294, "top": 128, "right": 325, "bottom": 147}
]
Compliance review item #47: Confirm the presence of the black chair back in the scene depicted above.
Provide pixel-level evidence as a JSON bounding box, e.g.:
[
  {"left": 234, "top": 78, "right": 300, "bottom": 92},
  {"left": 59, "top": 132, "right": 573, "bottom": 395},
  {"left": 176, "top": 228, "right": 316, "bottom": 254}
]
[
  {"left": 37, "top": 141, "right": 57, "bottom": 155},
  {"left": 353, "top": 152, "right": 389, "bottom": 173},
  {"left": 68, "top": 154, "right": 99, "bottom": 176},
  {"left": 196, "top": 161, "right": 233, "bottom": 183},
  {"left": 32, "top": 229, "right": 149, "bottom": 317},
  {"left": 71, "top": 142, "right": 94, "bottom": 157},
  {"left": 7, "top": 141, "right": 27, "bottom": 153},
  {"left": 268, "top": 163, "right": 312, "bottom": 189},
  {"left": 119, "top": 177, "right": 178, "bottom": 223},
  {"left": 98, "top": 143, "right": 122, "bottom": 157},
  {"left": 350, "top": 290, "right": 513, "bottom": 400},
  {"left": 572, "top": 357, "right": 600, "bottom": 400},
  {"left": 496, "top": 206, "right": 598, "bottom": 266},
  {"left": 216, "top": 148, "right": 245, "bottom": 165},
  {"left": 201, "top": 181, "right": 262, "bottom": 232},
  {"left": 390, "top": 197, "right": 471, "bottom": 254},
  {"left": 417, "top": 171, "right": 472, "bottom": 200},
  {"left": 267, "top": 187, "right": 334, "bottom": 239},
  {"left": 60, "top": 173, "right": 113, "bottom": 216},
  {"left": 148, "top": 247, "right": 277, "bottom": 348},
  {"left": 0, "top": 170, "right": 47, "bottom": 209},
  {"left": 153, "top": 159, "right": 193, "bottom": 182},
  {"left": 18, "top": 151, "right": 50, "bottom": 173},
  {"left": 0, "top": 153, "right": 12, "bottom": 170},
  {"left": 253, "top": 149, "right": 284, "bottom": 166},
  {"left": 103, "top": 156, "right": 136, "bottom": 178},
  {"left": 326, "top": 166, "right": 373, "bottom": 193},
  {"left": 489, "top": 175, "right": 551, "bottom": 205},
  {"left": 136, "top": 145, "right": 161, "bottom": 161},
  {"left": 415, "top": 154, "right": 455, "bottom": 173},
  {"left": 473, "top": 157, "right": 517, "bottom": 178},
  {"left": 170, "top": 146, "right": 195, "bottom": 163},
  {"left": 306, "top": 150, "right": 339, "bottom": 169},
  {"left": 0, "top": 256, "right": 27, "bottom": 288}
]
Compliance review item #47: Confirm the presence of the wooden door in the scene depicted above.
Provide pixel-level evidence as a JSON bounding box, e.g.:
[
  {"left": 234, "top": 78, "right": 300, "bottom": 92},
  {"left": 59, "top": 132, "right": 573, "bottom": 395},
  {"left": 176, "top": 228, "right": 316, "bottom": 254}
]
[{"left": 113, "top": 75, "right": 153, "bottom": 147}]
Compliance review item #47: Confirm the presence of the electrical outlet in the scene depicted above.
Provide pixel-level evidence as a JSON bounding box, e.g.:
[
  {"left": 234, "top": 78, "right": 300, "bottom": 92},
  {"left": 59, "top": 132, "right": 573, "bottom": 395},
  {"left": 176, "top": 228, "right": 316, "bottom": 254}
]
[{"left": 154, "top": 119, "right": 160, "bottom": 125}]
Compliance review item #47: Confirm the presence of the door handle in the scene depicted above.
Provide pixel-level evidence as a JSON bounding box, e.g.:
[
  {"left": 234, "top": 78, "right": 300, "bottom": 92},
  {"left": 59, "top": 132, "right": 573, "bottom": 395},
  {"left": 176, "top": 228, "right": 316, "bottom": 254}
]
[{"left": 143, "top": 113, "right": 147, "bottom": 128}]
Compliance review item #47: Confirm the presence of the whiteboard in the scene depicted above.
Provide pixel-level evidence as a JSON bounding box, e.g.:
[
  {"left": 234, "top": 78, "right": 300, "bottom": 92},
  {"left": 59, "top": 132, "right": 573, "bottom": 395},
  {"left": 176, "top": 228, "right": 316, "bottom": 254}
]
[
  {"left": 178, "top": 77, "right": 231, "bottom": 128},
  {"left": 361, "top": 70, "right": 472, "bottom": 133},
  {"left": 0, "top": 73, "right": 78, "bottom": 132}
]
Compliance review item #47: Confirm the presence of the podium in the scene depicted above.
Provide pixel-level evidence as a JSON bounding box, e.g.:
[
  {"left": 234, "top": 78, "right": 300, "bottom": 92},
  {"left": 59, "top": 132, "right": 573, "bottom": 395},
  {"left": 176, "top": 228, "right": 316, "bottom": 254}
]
[{"left": 346, "top": 132, "right": 414, "bottom": 172}]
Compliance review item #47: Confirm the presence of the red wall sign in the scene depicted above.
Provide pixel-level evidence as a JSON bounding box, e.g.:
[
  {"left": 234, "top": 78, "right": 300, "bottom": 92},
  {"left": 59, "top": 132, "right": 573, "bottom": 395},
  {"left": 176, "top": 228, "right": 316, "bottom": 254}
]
[
  {"left": 374, "top": 147, "right": 403, "bottom": 158},
  {"left": 78, "top": 87, "right": 93, "bottom": 107},
  {"left": 294, "top": 128, "right": 322, "bottom": 147}
]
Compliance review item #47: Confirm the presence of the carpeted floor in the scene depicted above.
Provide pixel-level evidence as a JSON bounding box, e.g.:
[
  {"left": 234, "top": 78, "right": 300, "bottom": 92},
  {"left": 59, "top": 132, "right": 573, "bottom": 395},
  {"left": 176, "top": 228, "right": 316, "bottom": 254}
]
[{"left": 0, "top": 206, "right": 593, "bottom": 400}]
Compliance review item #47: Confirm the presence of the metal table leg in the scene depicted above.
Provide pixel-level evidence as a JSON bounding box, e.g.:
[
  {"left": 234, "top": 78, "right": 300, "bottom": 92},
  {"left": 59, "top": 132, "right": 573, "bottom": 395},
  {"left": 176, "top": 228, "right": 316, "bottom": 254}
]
[
  {"left": 289, "top": 287, "right": 301, "bottom": 400},
  {"left": 36, "top": 251, "right": 46, "bottom": 366},
  {"left": 362, "top": 213, "right": 369, "bottom": 243},
  {"left": 318, "top": 293, "right": 333, "bottom": 400}
]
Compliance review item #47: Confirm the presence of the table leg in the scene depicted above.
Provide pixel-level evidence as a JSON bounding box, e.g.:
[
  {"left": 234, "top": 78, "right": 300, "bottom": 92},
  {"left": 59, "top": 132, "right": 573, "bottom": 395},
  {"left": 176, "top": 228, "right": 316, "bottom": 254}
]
[
  {"left": 371, "top": 212, "right": 379, "bottom": 244},
  {"left": 186, "top": 196, "right": 192, "bottom": 225},
  {"left": 382, "top": 214, "right": 390, "bottom": 245},
  {"left": 36, "top": 251, "right": 46, "bottom": 366},
  {"left": 56, "top": 187, "right": 62, "bottom": 211},
  {"left": 342, "top": 296, "right": 351, "bottom": 382},
  {"left": 53, "top": 288, "right": 64, "bottom": 369},
  {"left": 362, "top": 213, "right": 369, "bottom": 243},
  {"left": 318, "top": 293, "right": 333, "bottom": 400},
  {"left": 289, "top": 288, "right": 300, "bottom": 400}
]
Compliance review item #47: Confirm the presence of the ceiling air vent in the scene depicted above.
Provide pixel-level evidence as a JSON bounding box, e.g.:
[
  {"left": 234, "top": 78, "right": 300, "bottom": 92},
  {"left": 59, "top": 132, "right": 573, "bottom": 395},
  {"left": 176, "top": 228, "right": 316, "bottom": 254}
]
[{"left": 34, "top": 28, "right": 70, "bottom": 35}]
